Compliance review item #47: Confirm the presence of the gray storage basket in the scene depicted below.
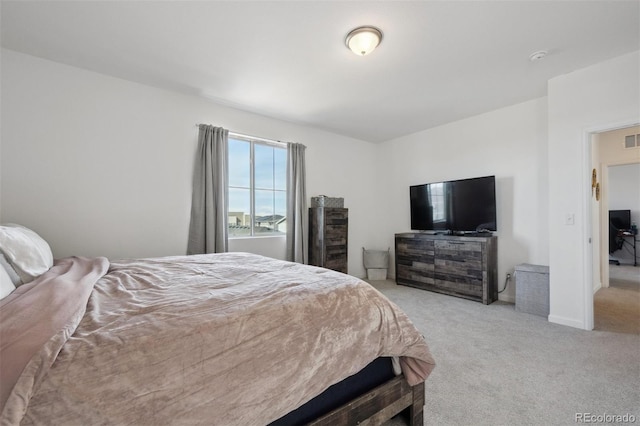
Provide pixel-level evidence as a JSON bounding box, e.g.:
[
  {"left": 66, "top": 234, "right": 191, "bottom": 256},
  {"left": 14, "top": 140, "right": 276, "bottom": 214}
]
[
  {"left": 311, "top": 195, "right": 344, "bottom": 208},
  {"left": 515, "top": 263, "right": 550, "bottom": 317}
]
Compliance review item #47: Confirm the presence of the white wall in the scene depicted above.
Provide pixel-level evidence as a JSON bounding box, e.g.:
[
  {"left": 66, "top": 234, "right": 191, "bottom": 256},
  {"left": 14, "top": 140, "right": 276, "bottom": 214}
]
[
  {"left": 376, "top": 97, "right": 549, "bottom": 303},
  {"left": 548, "top": 50, "right": 640, "bottom": 330},
  {"left": 0, "top": 49, "right": 378, "bottom": 277},
  {"left": 608, "top": 163, "right": 640, "bottom": 265},
  {"left": 609, "top": 163, "right": 640, "bottom": 225}
]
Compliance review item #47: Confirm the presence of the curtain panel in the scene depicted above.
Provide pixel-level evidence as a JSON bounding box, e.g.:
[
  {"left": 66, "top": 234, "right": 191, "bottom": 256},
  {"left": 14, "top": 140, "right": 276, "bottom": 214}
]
[
  {"left": 286, "top": 143, "right": 308, "bottom": 264},
  {"left": 187, "top": 125, "right": 229, "bottom": 254}
]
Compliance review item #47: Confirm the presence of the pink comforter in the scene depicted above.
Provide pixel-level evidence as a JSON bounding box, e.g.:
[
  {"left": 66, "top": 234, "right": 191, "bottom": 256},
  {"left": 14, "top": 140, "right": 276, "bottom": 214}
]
[{"left": 1, "top": 253, "right": 435, "bottom": 425}]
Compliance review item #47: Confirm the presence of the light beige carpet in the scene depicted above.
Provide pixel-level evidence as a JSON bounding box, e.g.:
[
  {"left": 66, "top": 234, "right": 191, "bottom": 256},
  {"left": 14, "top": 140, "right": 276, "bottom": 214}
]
[
  {"left": 372, "top": 277, "right": 640, "bottom": 426},
  {"left": 594, "top": 264, "right": 640, "bottom": 334}
]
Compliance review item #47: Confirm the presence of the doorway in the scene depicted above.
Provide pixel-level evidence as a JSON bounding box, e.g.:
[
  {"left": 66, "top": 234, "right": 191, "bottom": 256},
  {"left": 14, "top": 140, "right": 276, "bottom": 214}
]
[{"left": 592, "top": 126, "right": 640, "bottom": 334}]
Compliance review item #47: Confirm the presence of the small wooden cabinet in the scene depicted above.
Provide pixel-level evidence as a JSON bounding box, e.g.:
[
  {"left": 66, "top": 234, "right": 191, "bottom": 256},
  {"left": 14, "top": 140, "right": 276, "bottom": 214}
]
[
  {"left": 395, "top": 233, "right": 497, "bottom": 304},
  {"left": 309, "top": 207, "right": 348, "bottom": 273}
]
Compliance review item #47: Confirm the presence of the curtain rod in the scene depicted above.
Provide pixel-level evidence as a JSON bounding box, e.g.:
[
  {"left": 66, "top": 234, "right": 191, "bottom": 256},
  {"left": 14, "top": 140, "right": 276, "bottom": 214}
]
[{"left": 195, "top": 124, "right": 285, "bottom": 146}]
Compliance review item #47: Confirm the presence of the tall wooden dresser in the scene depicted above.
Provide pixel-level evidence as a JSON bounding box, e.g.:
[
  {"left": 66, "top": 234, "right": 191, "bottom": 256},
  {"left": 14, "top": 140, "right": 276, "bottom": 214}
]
[{"left": 309, "top": 207, "right": 348, "bottom": 273}]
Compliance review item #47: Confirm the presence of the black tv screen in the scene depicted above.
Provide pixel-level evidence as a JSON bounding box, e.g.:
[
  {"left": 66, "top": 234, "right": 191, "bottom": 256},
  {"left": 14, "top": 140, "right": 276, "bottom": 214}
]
[
  {"left": 410, "top": 175, "right": 497, "bottom": 233},
  {"left": 609, "top": 209, "right": 631, "bottom": 230}
]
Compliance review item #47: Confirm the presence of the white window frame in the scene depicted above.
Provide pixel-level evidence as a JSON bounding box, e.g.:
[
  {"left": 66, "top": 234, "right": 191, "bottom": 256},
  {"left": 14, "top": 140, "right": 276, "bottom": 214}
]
[{"left": 228, "top": 132, "right": 287, "bottom": 238}]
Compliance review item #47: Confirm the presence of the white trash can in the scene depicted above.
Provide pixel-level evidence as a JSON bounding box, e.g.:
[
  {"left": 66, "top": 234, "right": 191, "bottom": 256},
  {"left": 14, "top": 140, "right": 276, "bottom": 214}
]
[{"left": 363, "top": 248, "right": 390, "bottom": 280}]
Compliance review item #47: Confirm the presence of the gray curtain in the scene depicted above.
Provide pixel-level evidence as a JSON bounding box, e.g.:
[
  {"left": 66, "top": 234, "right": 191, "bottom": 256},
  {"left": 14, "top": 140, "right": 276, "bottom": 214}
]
[
  {"left": 187, "top": 125, "right": 229, "bottom": 254},
  {"left": 286, "top": 143, "right": 307, "bottom": 263}
]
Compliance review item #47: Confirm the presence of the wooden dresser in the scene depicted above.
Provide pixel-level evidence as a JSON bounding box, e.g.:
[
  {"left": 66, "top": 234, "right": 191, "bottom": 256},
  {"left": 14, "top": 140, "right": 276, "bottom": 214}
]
[
  {"left": 395, "top": 233, "right": 497, "bottom": 304},
  {"left": 309, "top": 207, "right": 348, "bottom": 273}
]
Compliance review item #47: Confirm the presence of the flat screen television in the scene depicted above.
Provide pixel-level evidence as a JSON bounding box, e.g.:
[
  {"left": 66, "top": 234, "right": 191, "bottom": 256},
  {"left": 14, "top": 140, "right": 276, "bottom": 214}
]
[
  {"left": 609, "top": 209, "right": 631, "bottom": 230},
  {"left": 410, "top": 175, "right": 497, "bottom": 233}
]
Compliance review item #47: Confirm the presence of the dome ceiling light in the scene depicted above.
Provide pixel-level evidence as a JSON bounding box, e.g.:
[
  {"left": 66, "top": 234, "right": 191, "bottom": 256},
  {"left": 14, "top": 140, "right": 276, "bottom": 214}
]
[
  {"left": 345, "top": 26, "right": 383, "bottom": 56},
  {"left": 529, "top": 50, "right": 547, "bottom": 62}
]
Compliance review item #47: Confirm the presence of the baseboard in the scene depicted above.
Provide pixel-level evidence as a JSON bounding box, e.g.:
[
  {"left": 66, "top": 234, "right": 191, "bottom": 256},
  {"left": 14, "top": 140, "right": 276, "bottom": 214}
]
[
  {"left": 548, "top": 314, "right": 587, "bottom": 330},
  {"left": 593, "top": 282, "right": 602, "bottom": 294},
  {"left": 498, "top": 294, "right": 515, "bottom": 304}
]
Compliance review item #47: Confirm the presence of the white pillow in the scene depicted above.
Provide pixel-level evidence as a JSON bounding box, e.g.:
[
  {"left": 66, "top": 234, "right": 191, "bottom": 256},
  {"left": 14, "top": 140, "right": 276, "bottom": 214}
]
[
  {"left": 0, "top": 264, "right": 16, "bottom": 300},
  {"left": 0, "top": 224, "right": 53, "bottom": 284},
  {"left": 0, "top": 253, "right": 22, "bottom": 286}
]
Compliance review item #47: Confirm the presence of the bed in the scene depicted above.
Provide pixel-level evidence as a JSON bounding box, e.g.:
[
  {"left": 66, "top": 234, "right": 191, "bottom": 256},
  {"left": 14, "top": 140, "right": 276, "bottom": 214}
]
[{"left": 0, "top": 225, "right": 435, "bottom": 425}]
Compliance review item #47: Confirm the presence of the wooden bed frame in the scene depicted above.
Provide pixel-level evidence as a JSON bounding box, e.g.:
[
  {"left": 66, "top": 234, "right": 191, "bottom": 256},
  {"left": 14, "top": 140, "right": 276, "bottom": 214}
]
[{"left": 309, "top": 375, "right": 425, "bottom": 426}]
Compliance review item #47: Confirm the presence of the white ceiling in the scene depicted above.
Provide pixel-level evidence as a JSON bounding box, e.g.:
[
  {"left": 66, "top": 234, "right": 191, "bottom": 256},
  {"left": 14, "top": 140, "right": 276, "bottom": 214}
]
[{"left": 2, "top": 1, "right": 639, "bottom": 143}]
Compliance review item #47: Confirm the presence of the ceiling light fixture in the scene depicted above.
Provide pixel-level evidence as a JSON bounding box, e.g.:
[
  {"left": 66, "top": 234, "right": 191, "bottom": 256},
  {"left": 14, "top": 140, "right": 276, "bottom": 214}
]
[
  {"left": 345, "top": 26, "right": 383, "bottom": 56},
  {"left": 529, "top": 50, "right": 547, "bottom": 62}
]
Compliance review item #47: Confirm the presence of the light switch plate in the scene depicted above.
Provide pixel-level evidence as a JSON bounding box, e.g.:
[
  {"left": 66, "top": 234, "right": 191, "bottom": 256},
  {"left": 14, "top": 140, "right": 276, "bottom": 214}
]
[{"left": 565, "top": 213, "right": 575, "bottom": 225}]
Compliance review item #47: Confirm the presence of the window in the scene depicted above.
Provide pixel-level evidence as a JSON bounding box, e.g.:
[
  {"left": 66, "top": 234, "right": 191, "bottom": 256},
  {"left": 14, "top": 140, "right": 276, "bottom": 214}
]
[
  {"left": 429, "top": 182, "right": 446, "bottom": 223},
  {"left": 228, "top": 135, "right": 286, "bottom": 237}
]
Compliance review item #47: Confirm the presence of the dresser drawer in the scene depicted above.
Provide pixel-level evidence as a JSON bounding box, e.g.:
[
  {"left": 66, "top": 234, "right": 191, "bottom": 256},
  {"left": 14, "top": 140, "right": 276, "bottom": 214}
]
[
  {"left": 434, "top": 240, "right": 482, "bottom": 278},
  {"left": 435, "top": 240, "right": 482, "bottom": 258},
  {"left": 325, "top": 209, "right": 348, "bottom": 224},
  {"left": 433, "top": 274, "right": 483, "bottom": 297}
]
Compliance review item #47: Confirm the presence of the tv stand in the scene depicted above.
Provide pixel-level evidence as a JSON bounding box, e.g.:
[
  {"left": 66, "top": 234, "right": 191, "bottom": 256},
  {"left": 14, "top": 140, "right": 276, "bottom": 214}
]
[{"left": 395, "top": 233, "right": 498, "bottom": 304}]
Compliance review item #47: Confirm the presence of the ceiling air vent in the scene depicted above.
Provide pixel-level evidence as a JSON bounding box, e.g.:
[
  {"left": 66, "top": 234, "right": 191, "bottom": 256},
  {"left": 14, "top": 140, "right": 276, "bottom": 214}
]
[{"left": 624, "top": 134, "right": 640, "bottom": 149}]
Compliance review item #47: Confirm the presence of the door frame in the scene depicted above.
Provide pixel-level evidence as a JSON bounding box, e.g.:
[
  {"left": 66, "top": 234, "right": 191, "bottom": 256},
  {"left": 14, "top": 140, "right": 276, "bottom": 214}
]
[{"left": 584, "top": 120, "right": 639, "bottom": 331}]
